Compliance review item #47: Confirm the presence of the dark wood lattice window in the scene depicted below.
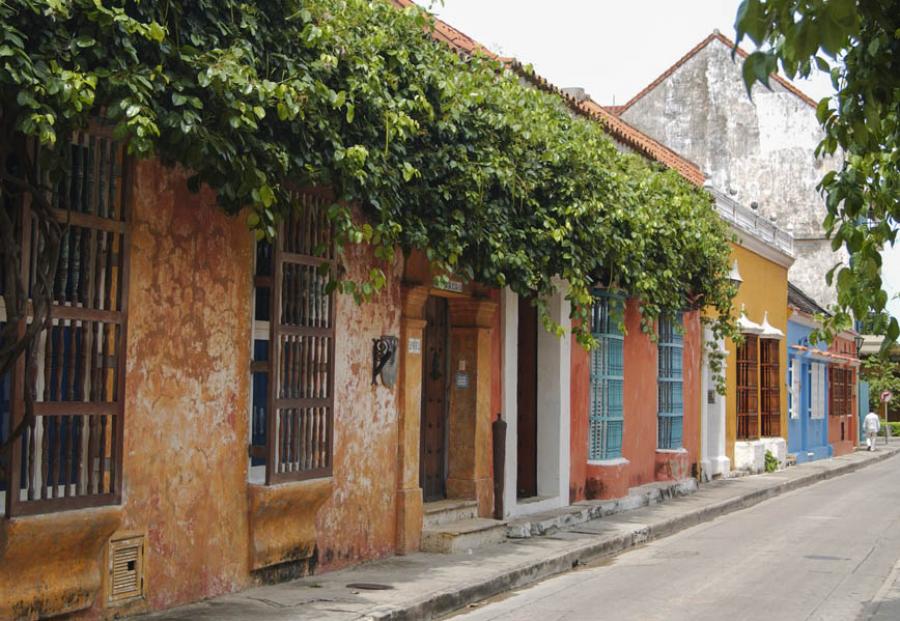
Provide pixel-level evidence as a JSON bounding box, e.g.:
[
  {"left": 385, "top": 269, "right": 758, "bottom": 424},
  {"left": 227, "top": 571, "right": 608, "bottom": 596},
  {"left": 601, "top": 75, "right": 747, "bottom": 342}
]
[
  {"left": 759, "top": 339, "right": 781, "bottom": 437},
  {"left": 829, "top": 367, "right": 852, "bottom": 418},
  {"left": 2, "top": 131, "right": 130, "bottom": 516},
  {"left": 736, "top": 335, "right": 759, "bottom": 440},
  {"left": 250, "top": 190, "right": 335, "bottom": 484}
]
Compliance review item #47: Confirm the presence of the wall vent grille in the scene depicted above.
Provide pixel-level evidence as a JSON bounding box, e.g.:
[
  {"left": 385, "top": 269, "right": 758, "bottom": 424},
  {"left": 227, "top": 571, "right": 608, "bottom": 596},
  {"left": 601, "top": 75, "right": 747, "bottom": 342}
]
[{"left": 108, "top": 535, "right": 144, "bottom": 603}]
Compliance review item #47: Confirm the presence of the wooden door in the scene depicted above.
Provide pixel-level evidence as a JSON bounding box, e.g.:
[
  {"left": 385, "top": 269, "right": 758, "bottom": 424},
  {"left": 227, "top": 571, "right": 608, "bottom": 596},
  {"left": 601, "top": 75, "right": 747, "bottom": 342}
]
[
  {"left": 517, "top": 297, "right": 538, "bottom": 498},
  {"left": 420, "top": 296, "right": 449, "bottom": 502}
]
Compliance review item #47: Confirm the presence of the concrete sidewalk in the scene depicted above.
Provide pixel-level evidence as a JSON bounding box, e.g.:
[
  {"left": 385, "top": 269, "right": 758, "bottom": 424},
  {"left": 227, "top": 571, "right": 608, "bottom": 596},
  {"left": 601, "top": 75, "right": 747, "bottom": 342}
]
[{"left": 146, "top": 447, "right": 899, "bottom": 621}]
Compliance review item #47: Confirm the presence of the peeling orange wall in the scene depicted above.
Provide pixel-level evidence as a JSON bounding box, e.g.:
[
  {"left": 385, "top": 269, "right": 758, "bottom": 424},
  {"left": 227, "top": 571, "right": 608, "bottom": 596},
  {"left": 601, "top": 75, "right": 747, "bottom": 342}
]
[
  {"left": 61, "top": 162, "right": 405, "bottom": 617},
  {"left": 115, "top": 160, "right": 254, "bottom": 614},
  {"left": 314, "top": 237, "right": 403, "bottom": 571}
]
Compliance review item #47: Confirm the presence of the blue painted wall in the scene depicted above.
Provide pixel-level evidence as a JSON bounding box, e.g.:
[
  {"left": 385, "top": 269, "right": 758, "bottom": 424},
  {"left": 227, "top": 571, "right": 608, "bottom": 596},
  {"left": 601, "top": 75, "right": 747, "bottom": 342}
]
[
  {"left": 859, "top": 379, "right": 870, "bottom": 444},
  {"left": 787, "top": 319, "right": 833, "bottom": 462}
]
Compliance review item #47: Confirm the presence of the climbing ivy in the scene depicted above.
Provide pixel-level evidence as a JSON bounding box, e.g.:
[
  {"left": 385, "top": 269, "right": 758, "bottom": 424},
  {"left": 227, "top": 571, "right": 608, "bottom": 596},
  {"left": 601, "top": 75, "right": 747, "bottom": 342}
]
[{"left": 0, "top": 0, "right": 737, "bottom": 357}]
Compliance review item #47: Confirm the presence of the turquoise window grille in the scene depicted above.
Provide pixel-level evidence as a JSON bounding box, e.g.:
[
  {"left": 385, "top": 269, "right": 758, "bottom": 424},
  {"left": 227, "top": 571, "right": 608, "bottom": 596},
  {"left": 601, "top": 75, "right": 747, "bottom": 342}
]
[
  {"left": 589, "top": 293, "right": 624, "bottom": 460},
  {"left": 657, "top": 313, "right": 684, "bottom": 449}
]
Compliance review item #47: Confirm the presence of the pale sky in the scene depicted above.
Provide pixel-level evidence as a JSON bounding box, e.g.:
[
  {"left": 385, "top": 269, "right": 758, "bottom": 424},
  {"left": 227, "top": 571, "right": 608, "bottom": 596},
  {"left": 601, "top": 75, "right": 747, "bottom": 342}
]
[{"left": 420, "top": 0, "right": 899, "bottom": 320}]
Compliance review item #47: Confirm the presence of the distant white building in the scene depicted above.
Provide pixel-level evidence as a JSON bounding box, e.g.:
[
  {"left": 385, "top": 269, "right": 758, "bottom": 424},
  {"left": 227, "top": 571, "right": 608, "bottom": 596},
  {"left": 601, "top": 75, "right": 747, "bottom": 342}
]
[{"left": 612, "top": 31, "right": 844, "bottom": 309}]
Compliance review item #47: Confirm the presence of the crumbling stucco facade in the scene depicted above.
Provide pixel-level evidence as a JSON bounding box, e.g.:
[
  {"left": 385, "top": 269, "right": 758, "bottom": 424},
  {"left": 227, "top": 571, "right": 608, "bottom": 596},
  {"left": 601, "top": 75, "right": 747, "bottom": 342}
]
[{"left": 618, "top": 33, "right": 845, "bottom": 309}]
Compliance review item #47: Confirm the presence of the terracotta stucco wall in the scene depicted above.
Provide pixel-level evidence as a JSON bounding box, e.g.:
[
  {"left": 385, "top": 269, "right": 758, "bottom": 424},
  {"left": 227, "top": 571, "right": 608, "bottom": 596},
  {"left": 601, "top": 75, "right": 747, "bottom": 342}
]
[
  {"left": 828, "top": 336, "right": 858, "bottom": 456},
  {"left": 569, "top": 301, "right": 702, "bottom": 501},
  {"left": 724, "top": 243, "right": 789, "bottom": 464},
  {"left": 680, "top": 311, "right": 702, "bottom": 476},
  {"left": 569, "top": 326, "right": 590, "bottom": 502},
  {"left": 620, "top": 299, "right": 659, "bottom": 488},
  {"left": 116, "top": 160, "right": 254, "bottom": 613}
]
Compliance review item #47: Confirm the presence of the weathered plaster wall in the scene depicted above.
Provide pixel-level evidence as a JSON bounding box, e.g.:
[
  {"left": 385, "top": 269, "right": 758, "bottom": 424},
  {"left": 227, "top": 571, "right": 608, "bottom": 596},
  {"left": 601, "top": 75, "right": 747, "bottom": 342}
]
[
  {"left": 724, "top": 244, "right": 789, "bottom": 464},
  {"left": 314, "top": 231, "right": 403, "bottom": 571},
  {"left": 115, "top": 160, "right": 254, "bottom": 614},
  {"left": 65, "top": 164, "right": 404, "bottom": 615},
  {"left": 621, "top": 38, "right": 844, "bottom": 307}
]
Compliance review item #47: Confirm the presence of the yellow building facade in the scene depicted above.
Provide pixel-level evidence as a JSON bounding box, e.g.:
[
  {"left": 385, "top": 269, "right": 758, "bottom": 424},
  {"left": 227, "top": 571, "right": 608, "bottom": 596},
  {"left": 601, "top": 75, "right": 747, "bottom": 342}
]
[
  {"left": 699, "top": 189, "right": 794, "bottom": 478},
  {"left": 724, "top": 242, "right": 791, "bottom": 467}
]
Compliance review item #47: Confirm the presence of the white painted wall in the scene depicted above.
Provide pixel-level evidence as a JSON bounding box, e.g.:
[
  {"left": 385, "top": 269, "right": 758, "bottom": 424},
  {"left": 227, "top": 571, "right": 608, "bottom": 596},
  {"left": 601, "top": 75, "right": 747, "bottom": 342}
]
[
  {"left": 700, "top": 328, "right": 730, "bottom": 479},
  {"left": 501, "top": 287, "right": 571, "bottom": 518}
]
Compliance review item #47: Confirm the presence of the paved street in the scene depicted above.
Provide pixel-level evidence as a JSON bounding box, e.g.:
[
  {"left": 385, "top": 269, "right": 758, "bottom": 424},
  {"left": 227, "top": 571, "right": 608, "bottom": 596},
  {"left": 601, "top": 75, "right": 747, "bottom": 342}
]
[{"left": 454, "top": 453, "right": 900, "bottom": 621}]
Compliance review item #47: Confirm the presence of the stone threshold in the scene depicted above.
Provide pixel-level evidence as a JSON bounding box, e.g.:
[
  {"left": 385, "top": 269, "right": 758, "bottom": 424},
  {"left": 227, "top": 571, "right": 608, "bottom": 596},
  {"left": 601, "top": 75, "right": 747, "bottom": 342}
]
[
  {"left": 507, "top": 478, "right": 698, "bottom": 538},
  {"left": 142, "top": 445, "right": 900, "bottom": 621}
]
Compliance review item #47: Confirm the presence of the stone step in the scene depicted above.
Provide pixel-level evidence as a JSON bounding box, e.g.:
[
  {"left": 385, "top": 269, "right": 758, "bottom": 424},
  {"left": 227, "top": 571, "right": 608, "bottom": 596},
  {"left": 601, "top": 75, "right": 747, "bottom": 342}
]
[
  {"left": 506, "top": 478, "right": 698, "bottom": 539},
  {"left": 422, "top": 518, "right": 508, "bottom": 554},
  {"left": 423, "top": 499, "right": 479, "bottom": 529}
]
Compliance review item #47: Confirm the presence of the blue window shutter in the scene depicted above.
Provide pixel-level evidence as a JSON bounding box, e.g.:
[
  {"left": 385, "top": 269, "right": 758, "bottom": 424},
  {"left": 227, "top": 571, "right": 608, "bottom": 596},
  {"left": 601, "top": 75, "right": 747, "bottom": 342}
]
[
  {"left": 657, "top": 313, "right": 684, "bottom": 449},
  {"left": 589, "top": 292, "right": 625, "bottom": 460}
]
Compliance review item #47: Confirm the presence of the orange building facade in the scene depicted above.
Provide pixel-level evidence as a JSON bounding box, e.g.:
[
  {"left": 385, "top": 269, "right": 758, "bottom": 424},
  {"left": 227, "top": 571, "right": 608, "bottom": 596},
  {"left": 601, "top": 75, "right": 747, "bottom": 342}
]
[
  {"left": 828, "top": 334, "right": 860, "bottom": 456},
  {"left": 0, "top": 149, "right": 505, "bottom": 619},
  {"left": 569, "top": 299, "right": 703, "bottom": 502}
]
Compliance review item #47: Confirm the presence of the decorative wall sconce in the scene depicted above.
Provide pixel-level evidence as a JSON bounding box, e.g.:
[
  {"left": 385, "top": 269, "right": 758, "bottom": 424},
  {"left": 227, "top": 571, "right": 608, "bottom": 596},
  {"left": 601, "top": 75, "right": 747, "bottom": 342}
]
[{"left": 372, "top": 336, "right": 398, "bottom": 387}]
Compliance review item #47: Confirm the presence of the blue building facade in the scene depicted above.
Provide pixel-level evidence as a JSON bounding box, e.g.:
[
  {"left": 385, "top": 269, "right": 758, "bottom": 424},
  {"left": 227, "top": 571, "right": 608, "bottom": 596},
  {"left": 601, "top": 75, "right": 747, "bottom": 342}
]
[{"left": 787, "top": 284, "right": 834, "bottom": 463}]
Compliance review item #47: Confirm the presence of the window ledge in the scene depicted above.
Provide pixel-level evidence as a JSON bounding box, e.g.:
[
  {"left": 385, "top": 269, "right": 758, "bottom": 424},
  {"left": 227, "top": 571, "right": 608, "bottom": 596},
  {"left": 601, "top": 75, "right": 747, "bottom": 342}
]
[
  {"left": 587, "top": 457, "right": 630, "bottom": 467},
  {"left": 0, "top": 505, "right": 123, "bottom": 619},
  {"left": 247, "top": 477, "right": 333, "bottom": 571},
  {"left": 656, "top": 448, "right": 687, "bottom": 454}
]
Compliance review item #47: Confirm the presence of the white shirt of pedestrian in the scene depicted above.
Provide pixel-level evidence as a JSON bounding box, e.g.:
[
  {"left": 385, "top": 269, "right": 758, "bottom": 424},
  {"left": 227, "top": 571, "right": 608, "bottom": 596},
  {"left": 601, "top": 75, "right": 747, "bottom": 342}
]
[{"left": 865, "top": 412, "right": 881, "bottom": 433}]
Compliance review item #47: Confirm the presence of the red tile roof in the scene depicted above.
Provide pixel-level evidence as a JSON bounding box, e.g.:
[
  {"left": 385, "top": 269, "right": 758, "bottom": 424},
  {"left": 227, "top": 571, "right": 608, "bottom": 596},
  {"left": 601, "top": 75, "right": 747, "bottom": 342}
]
[
  {"left": 614, "top": 31, "right": 818, "bottom": 115},
  {"left": 391, "top": 0, "right": 705, "bottom": 186}
]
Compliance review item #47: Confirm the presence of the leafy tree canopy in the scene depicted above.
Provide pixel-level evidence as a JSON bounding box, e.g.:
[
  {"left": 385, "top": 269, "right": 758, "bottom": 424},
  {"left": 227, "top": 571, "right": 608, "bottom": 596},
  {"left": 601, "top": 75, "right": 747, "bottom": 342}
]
[
  {"left": 1, "top": 0, "right": 737, "bottom": 352},
  {"left": 735, "top": 0, "right": 899, "bottom": 349},
  {"left": 861, "top": 354, "right": 900, "bottom": 412}
]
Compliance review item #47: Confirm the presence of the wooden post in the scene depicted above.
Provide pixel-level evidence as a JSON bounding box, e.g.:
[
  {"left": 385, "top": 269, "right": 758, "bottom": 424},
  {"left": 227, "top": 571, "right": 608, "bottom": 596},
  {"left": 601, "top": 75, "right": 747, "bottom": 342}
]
[{"left": 492, "top": 416, "right": 506, "bottom": 520}]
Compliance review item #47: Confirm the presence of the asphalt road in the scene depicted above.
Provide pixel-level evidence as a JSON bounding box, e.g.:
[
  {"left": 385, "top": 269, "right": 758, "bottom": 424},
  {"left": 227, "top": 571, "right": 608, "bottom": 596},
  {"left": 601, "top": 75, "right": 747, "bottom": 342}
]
[{"left": 453, "top": 452, "right": 900, "bottom": 621}]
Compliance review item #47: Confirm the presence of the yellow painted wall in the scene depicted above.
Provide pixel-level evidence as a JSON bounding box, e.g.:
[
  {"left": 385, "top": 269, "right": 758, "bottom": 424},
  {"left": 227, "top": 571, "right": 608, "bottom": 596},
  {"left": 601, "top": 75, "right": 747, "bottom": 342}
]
[{"left": 724, "top": 243, "right": 789, "bottom": 464}]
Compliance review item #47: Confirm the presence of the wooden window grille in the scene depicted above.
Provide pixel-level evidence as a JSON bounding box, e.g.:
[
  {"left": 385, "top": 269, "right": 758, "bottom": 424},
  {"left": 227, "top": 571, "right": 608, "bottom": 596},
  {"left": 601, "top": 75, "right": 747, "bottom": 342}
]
[
  {"left": 589, "top": 292, "right": 624, "bottom": 460},
  {"left": 657, "top": 313, "right": 684, "bottom": 450},
  {"left": 2, "top": 132, "right": 130, "bottom": 517},
  {"left": 736, "top": 335, "right": 759, "bottom": 440},
  {"left": 250, "top": 190, "right": 335, "bottom": 484},
  {"left": 759, "top": 339, "right": 781, "bottom": 437},
  {"left": 829, "top": 367, "right": 852, "bottom": 418}
]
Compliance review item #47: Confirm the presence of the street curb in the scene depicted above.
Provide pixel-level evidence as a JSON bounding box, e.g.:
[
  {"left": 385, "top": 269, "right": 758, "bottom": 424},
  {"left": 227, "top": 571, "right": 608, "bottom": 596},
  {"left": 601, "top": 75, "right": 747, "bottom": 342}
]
[{"left": 371, "top": 448, "right": 900, "bottom": 620}]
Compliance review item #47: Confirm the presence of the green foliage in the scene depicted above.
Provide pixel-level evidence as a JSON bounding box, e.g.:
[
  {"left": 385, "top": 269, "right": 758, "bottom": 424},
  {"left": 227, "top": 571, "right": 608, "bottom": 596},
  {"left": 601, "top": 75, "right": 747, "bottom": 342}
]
[
  {"left": 0, "top": 0, "right": 738, "bottom": 352},
  {"left": 734, "top": 0, "right": 900, "bottom": 351},
  {"left": 878, "top": 421, "right": 900, "bottom": 437},
  {"left": 861, "top": 355, "right": 900, "bottom": 411},
  {"left": 764, "top": 449, "right": 779, "bottom": 473}
]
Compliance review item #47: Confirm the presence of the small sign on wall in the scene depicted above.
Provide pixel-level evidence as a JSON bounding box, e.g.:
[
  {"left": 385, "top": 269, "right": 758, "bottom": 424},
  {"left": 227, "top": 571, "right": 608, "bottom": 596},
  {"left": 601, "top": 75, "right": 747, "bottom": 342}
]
[
  {"left": 455, "top": 371, "right": 469, "bottom": 389},
  {"left": 434, "top": 278, "right": 464, "bottom": 293},
  {"left": 408, "top": 337, "right": 421, "bottom": 354}
]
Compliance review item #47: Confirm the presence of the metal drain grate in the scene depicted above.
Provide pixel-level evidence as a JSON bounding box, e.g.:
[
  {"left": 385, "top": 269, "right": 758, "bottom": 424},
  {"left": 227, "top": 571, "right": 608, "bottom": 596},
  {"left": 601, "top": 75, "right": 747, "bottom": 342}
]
[{"left": 346, "top": 583, "right": 394, "bottom": 590}]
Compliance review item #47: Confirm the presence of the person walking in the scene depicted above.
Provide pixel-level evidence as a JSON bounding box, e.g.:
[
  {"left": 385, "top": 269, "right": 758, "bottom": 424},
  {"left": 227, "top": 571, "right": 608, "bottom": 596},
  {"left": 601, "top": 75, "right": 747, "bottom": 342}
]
[{"left": 864, "top": 410, "right": 881, "bottom": 451}]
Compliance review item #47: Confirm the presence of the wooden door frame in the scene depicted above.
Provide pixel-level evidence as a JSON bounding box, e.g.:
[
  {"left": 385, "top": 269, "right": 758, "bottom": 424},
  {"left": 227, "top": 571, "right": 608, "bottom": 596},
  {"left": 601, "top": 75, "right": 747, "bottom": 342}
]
[{"left": 419, "top": 295, "right": 451, "bottom": 502}]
